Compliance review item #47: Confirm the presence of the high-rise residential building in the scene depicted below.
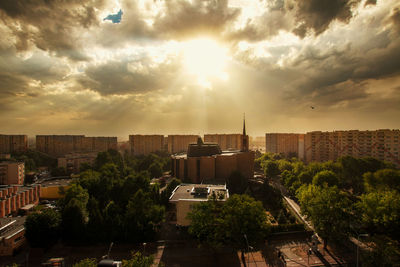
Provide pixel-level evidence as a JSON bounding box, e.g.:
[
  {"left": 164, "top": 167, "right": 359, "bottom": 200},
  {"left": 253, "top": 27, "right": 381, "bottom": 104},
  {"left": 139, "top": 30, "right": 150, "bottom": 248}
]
[
  {"left": 0, "top": 162, "right": 25, "bottom": 185},
  {"left": 0, "top": 135, "right": 28, "bottom": 154},
  {"left": 265, "top": 133, "right": 305, "bottom": 159},
  {"left": 129, "top": 135, "right": 165, "bottom": 156},
  {"left": 305, "top": 129, "right": 400, "bottom": 167},
  {"left": 204, "top": 134, "right": 243, "bottom": 150},
  {"left": 36, "top": 135, "right": 117, "bottom": 157},
  {"left": 167, "top": 135, "right": 198, "bottom": 154}
]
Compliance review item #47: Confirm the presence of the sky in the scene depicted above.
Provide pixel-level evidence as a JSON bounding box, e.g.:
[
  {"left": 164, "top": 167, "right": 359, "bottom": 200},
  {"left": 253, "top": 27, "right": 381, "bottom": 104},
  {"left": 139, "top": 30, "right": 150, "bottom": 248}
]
[{"left": 0, "top": 0, "right": 399, "bottom": 140}]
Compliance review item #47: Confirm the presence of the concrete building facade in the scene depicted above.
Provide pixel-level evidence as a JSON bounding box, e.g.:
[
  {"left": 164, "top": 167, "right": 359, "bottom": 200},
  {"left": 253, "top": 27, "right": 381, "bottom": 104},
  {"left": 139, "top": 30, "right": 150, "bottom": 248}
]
[
  {"left": 129, "top": 135, "right": 165, "bottom": 156},
  {"left": 305, "top": 129, "right": 400, "bottom": 167},
  {"left": 265, "top": 133, "right": 305, "bottom": 159},
  {"left": 0, "top": 162, "right": 25, "bottom": 185},
  {"left": 36, "top": 135, "right": 117, "bottom": 157},
  {"left": 58, "top": 152, "right": 97, "bottom": 173},
  {"left": 169, "top": 184, "right": 229, "bottom": 226},
  {"left": 167, "top": 135, "right": 198, "bottom": 154},
  {"left": 204, "top": 134, "right": 243, "bottom": 150},
  {"left": 0, "top": 135, "right": 28, "bottom": 154}
]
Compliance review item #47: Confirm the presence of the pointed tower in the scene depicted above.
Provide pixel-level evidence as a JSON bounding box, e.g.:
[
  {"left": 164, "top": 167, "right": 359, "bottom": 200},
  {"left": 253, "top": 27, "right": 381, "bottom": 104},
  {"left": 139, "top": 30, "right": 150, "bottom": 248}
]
[{"left": 241, "top": 113, "right": 249, "bottom": 152}]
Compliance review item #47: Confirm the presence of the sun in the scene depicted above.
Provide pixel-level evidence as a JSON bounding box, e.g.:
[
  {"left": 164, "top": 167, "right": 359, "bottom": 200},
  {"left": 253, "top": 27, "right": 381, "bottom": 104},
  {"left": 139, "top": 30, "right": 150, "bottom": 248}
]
[{"left": 181, "top": 38, "right": 229, "bottom": 88}]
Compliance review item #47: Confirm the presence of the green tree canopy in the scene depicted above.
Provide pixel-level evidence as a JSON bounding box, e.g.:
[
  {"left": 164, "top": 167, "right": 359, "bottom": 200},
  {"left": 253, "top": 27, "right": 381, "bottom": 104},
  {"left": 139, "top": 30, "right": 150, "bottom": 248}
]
[
  {"left": 24, "top": 209, "right": 61, "bottom": 247},
  {"left": 188, "top": 194, "right": 269, "bottom": 249},
  {"left": 312, "top": 170, "right": 339, "bottom": 187},
  {"left": 357, "top": 190, "right": 400, "bottom": 238},
  {"left": 263, "top": 160, "right": 280, "bottom": 178},
  {"left": 297, "top": 184, "right": 352, "bottom": 247},
  {"left": 226, "top": 170, "right": 248, "bottom": 195}
]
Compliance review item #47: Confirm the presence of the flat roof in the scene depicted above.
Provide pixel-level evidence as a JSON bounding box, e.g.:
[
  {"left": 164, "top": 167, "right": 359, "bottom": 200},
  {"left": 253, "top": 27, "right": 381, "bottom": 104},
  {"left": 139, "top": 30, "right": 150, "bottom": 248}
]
[
  {"left": 169, "top": 184, "right": 228, "bottom": 202},
  {"left": 0, "top": 216, "right": 26, "bottom": 238},
  {"left": 40, "top": 179, "right": 72, "bottom": 187},
  {"left": 172, "top": 150, "right": 244, "bottom": 159}
]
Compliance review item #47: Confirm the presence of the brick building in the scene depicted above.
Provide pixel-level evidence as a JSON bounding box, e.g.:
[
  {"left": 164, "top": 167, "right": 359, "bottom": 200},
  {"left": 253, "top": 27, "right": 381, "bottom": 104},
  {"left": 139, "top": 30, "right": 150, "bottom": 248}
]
[
  {"left": 0, "top": 184, "right": 41, "bottom": 218},
  {"left": 0, "top": 162, "right": 25, "bottom": 185}
]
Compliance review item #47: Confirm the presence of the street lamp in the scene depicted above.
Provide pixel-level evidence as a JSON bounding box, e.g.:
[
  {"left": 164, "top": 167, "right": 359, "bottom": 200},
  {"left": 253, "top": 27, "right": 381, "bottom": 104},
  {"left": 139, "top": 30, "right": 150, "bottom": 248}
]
[{"left": 356, "top": 234, "right": 369, "bottom": 267}]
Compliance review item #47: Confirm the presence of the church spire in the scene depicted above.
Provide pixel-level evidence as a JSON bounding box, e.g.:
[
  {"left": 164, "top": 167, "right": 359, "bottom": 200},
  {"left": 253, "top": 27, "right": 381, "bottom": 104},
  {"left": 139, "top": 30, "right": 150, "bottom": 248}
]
[
  {"left": 241, "top": 113, "right": 249, "bottom": 152},
  {"left": 243, "top": 113, "right": 246, "bottom": 136}
]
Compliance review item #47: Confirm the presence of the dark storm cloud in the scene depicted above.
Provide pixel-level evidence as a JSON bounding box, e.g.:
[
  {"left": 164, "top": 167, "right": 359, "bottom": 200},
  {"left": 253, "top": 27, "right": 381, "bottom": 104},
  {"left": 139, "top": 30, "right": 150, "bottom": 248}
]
[
  {"left": 0, "top": 0, "right": 105, "bottom": 60},
  {"left": 153, "top": 0, "right": 240, "bottom": 39},
  {"left": 77, "top": 58, "right": 180, "bottom": 95},
  {"left": 292, "top": 0, "right": 362, "bottom": 37}
]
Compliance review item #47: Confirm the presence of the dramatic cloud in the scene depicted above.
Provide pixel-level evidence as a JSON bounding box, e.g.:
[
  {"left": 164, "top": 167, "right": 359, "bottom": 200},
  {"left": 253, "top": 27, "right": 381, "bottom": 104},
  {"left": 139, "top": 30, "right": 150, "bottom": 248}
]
[{"left": 0, "top": 0, "right": 399, "bottom": 138}]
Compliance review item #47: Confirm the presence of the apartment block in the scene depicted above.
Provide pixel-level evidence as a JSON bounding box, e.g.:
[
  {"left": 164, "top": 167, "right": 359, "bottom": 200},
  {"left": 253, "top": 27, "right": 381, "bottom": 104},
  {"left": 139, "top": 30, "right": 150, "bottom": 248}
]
[
  {"left": 0, "top": 162, "right": 25, "bottom": 185},
  {"left": 305, "top": 129, "right": 400, "bottom": 167},
  {"left": 204, "top": 134, "right": 243, "bottom": 150},
  {"left": 129, "top": 135, "right": 165, "bottom": 156},
  {"left": 36, "top": 135, "right": 117, "bottom": 157},
  {"left": 167, "top": 135, "right": 198, "bottom": 154},
  {"left": 0, "top": 135, "right": 28, "bottom": 154},
  {"left": 265, "top": 133, "right": 305, "bottom": 159},
  {"left": 58, "top": 152, "right": 97, "bottom": 173}
]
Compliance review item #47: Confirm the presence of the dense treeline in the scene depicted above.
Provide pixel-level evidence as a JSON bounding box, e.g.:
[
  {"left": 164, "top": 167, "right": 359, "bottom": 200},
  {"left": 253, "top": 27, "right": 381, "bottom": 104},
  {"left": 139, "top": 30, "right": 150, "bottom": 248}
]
[
  {"left": 25, "top": 150, "right": 171, "bottom": 247},
  {"left": 258, "top": 153, "right": 400, "bottom": 265}
]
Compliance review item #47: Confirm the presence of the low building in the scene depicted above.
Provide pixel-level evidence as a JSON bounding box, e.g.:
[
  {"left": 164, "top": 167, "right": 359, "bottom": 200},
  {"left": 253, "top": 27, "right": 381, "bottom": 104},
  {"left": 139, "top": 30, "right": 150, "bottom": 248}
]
[
  {"left": 58, "top": 152, "right": 97, "bottom": 173},
  {"left": 0, "top": 184, "right": 41, "bottom": 218},
  {"left": 169, "top": 184, "right": 229, "bottom": 226},
  {"left": 0, "top": 216, "right": 26, "bottom": 256},
  {"left": 39, "top": 179, "right": 71, "bottom": 199},
  {"left": 0, "top": 162, "right": 25, "bottom": 185}
]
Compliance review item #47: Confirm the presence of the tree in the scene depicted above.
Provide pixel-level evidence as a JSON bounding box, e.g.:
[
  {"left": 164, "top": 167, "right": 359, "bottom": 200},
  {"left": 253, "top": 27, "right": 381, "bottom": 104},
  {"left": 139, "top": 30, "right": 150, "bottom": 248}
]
[
  {"left": 226, "top": 170, "right": 248, "bottom": 195},
  {"left": 357, "top": 190, "right": 400, "bottom": 238},
  {"left": 188, "top": 194, "right": 269, "bottom": 249},
  {"left": 364, "top": 169, "right": 400, "bottom": 192},
  {"left": 263, "top": 160, "right": 280, "bottom": 178},
  {"left": 24, "top": 209, "right": 61, "bottom": 247},
  {"left": 122, "top": 251, "right": 154, "bottom": 267},
  {"left": 58, "top": 184, "right": 89, "bottom": 241},
  {"left": 73, "top": 258, "right": 97, "bottom": 267},
  {"left": 312, "top": 170, "right": 339, "bottom": 187},
  {"left": 148, "top": 162, "right": 163, "bottom": 178},
  {"left": 360, "top": 235, "right": 400, "bottom": 267},
  {"left": 124, "top": 189, "right": 165, "bottom": 241},
  {"left": 297, "top": 184, "right": 352, "bottom": 248}
]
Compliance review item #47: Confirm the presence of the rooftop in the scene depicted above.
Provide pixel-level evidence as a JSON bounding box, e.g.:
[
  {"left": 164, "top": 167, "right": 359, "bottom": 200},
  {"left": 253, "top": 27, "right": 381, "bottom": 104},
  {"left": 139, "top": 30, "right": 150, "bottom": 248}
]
[
  {"left": 187, "top": 137, "right": 222, "bottom": 157},
  {"left": 40, "top": 178, "right": 72, "bottom": 187},
  {"left": 169, "top": 184, "right": 229, "bottom": 202},
  {"left": 0, "top": 216, "right": 26, "bottom": 239}
]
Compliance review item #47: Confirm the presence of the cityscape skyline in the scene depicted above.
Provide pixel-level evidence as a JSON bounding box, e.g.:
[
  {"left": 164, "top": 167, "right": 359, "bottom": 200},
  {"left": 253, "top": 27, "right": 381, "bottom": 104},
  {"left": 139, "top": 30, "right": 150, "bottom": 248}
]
[{"left": 0, "top": 1, "right": 399, "bottom": 137}]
